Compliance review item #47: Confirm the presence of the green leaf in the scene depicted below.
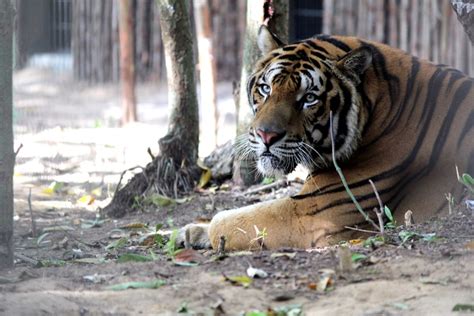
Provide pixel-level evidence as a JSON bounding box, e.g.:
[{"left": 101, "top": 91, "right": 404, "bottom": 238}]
[
  {"left": 351, "top": 253, "right": 368, "bottom": 262},
  {"left": 245, "top": 304, "right": 303, "bottom": 316},
  {"left": 261, "top": 177, "right": 275, "bottom": 185},
  {"left": 461, "top": 173, "right": 474, "bottom": 186},
  {"left": 275, "top": 304, "right": 303, "bottom": 316},
  {"left": 421, "top": 233, "right": 437, "bottom": 242},
  {"left": 177, "top": 302, "right": 188, "bottom": 313},
  {"left": 399, "top": 230, "right": 417, "bottom": 243},
  {"left": 384, "top": 205, "right": 394, "bottom": 222},
  {"left": 391, "top": 302, "right": 409, "bottom": 310},
  {"left": 148, "top": 194, "right": 175, "bottom": 207},
  {"left": 42, "top": 225, "right": 75, "bottom": 232},
  {"left": 81, "top": 217, "right": 105, "bottom": 229},
  {"left": 105, "top": 237, "right": 128, "bottom": 251},
  {"left": 245, "top": 312, "right": 267, "bottom": 316},
  {"left": 106, "top": 279, "right": 166, "bottom": 291},
  {"left": 173, "top": 261, "right": 199, "bottom": 267},
  {"left": 72, "top": 258, "right": 106, "bottom": 264},
  {"left": 117, "top": 253, "right": 154, "bottom": 263},
  {"left": 165, "top": 229, "right": 180, "bottom": 258},
  {"left": 36, "top": 232, "right": 50, "bottom": 246},
  {"left": 452, "top": 304, "right": 474, "bottom": 312},
  {"left": 363, "top": 235, "right": 385, "bottom": 247},
  {"left": 38, "top": 259, "right": 66, "bottom": 267},
  {"left": 42, "top": 181, "right": 64, "bottom": 195}
]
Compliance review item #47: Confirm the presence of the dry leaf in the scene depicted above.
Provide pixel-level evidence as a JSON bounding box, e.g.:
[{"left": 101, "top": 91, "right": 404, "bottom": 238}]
[
  {"left": 223, "top": 274, "right": 252, "bottom": 287},
  {"left": 174, "top": 248, "right": 204, "bottom": 264},
  {"left": 77, "top": 194, "right": 95, "bottom": 205},
  {"left": 464, "top": 240, "right": 474, "bottom": 250},
  {"left": 271, "top": 252, "right": 296, "bottom": 259},
  {"left": 198, "top": 169, "right": 212, "bottom": 188},
  {"left": 348, "top": 239, "right": 364, "bottom": 245},
  {"left": 120, "top": 222, "right": 148, "bottom": 230}
]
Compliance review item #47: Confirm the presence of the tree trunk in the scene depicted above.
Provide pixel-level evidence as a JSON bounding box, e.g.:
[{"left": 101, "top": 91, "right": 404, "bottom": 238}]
[
  {"left": 103, "top": 0, "right": 200, "bottom": 218},
  {"left": 0, "top": 0, "right": 14, "bottom": 269},
  {"left": 194, "top": 0, "right": 218, "bottom": 155},
  {"left": 234, "top": 0, "right": 288, "bottom": 186},
  {"left": 451, "top": 0, "right": 474, "bottom": 43},
  {"left": 158, "top": 0, "right": 199, "bottom": 166},
  {"left": 119, "top": 0, "right": 137, "bottom": 124}
]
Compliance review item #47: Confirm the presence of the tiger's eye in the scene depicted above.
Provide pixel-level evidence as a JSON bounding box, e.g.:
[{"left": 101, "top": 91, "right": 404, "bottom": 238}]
[
  {"left": 259, "top": 84, "right": 271, "bottom": 94},
  {"left": 305, "top": 93, "right": 316, "bottom": 103}
]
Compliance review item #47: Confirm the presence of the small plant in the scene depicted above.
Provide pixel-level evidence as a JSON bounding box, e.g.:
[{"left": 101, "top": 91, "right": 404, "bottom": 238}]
[
  {"left": 445, "top": 192, "right": 455, "bottom": 214},
  {"left": 398, "top": 230, "right": 437, "bottom": 245},
  {"left": 165, "top": 229, "right": 181, "bottom": 258},
  {"left": 456, "top": 167, "right": 474, "bottom": 194},
  {"left": 329, "top": 112, "right": 390, "bottom": 235},
  {"left": 250, "top": 225, "right": 268, "bottom": 250},
  {"left": 383, "top": 206, "right": 396, "bottom": 229},
  {"left": 153, "top": 224, "right": 165, "bottom": 247}
]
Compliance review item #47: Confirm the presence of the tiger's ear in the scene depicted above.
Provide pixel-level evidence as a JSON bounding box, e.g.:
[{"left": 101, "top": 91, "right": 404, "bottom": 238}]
[
  {"left": 258, "top": 25, "right": 284, "bottom": 55},
  {"left": 336, "top": 46, "right": 373, "bottom": 79}
]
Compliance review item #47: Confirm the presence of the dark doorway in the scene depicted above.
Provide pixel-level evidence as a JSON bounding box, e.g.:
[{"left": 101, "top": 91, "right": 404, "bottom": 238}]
[{"left": 289, "top": 0, "right": 324, "bottom": 42}]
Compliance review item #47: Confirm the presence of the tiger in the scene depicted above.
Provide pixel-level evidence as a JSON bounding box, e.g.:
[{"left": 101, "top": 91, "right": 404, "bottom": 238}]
[{"left": 179, "top": 25, "right": 474, "bottom": 250}]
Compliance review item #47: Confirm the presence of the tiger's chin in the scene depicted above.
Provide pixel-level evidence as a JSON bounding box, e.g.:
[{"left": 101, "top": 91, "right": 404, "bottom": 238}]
[{"left": 257, "top": 155, "right": 297, "bottom": 178}]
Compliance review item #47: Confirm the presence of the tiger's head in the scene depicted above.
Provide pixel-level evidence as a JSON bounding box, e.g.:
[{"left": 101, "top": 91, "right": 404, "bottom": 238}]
[{"left": 244, "top": 26, "right": 373, "bottom": 177}]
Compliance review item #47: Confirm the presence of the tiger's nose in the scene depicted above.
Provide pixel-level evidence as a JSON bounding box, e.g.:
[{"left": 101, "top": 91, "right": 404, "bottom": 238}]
[{"left": 256, "top": 128, "right": 286, "bottom": 147}]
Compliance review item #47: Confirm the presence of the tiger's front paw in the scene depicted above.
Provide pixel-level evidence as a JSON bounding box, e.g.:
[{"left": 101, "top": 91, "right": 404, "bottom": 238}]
[{"left": 177, "top": 223, "right": 211, "bottom": 249}]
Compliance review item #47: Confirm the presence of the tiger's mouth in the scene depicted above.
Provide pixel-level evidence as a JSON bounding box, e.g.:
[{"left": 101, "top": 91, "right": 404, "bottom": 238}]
[{"left": 256, "top": 152, "right": 297, "bottom": 177}]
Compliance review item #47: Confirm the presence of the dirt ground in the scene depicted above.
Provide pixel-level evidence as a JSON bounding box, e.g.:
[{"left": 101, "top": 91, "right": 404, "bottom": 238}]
[{"left": 1, "top": 67, "right": 474, "bottom": 315}]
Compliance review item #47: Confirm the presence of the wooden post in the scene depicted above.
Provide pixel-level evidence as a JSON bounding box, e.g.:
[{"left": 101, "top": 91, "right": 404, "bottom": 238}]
[
  {"left": 0, "top": 0, "right": 14, "bottom": 269},
  {"left": 194, "top": 0, "right": 218, "bottom": 155},
  {"left": 235, "top": 0, "right": 288, "bottom": 186},
  {"left": 119, "top": 0, "right": 137, "bottom": 124}
]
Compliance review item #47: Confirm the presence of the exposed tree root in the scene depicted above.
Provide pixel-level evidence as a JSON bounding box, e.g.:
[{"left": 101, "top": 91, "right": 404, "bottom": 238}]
[{"left": 102, "top": 155, "right": 199, "bottom": 218}]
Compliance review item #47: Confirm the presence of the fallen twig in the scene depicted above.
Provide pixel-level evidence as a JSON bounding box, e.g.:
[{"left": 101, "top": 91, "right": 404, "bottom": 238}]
[
  {"left": 344, "top": 226, "right": 380, "bottom": 235},
  {"left": 243, "top": 179, "right": 288, "bottom": 196},
  {"left": 14, "top": 253, "right": 39, "bottom": 266},
  {"left": 27, "top": 188, "right": 37, "bottom": 237},
  {"left": 369, "top": 180, "right": 385, "bottom": 234},
  {"left": 217, "top": 235, "right": 226, "bottom": 257}
]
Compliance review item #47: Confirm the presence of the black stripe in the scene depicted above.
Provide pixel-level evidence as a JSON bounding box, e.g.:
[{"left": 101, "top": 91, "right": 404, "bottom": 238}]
[
  {"left": 430, "top": 80, "right": 472, "bottom": 165},
  {"left": 360, "top": 41, "right": 400, "bottom": 116},
  {"left": 282, "top": 45, "right": 297, "bottom": 51},
  {"left": 309, "top": 58, "right": 321, "bottom": 69},
  {"left": 297, "top": 67, "right": 450, "bottom": 207},
  {"left": 406, "top": 85, "right": 423, "bottom": 122},
  {"left": 446, "top": 69, "right": 465, "bottom": 94},
  {"left": 381, "top": 57, "right": 420, "bottom": 137},
  {"left": 277, "top": 54, "right": 300, "bottom": 61},
  {"left": 311, "top": 51, "right": 329, "bottom": 61},
  {"left": 315, "top": 35, "right": 351, "bottom": 52},
  {"left": 304, "top": 40, "right": 330, "bottom": 55},
  {"left": 458, "top": 110, "right": 474, "bottom": 149}
]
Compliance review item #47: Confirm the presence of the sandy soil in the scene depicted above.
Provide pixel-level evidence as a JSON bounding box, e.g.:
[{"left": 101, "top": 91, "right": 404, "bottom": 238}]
[{"left": 2, "top": 67, "right": 473, "bottom": 315}]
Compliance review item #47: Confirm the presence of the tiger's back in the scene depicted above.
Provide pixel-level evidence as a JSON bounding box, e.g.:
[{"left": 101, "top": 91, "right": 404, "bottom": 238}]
[{"left": 295, "top": 35, "right": 474, "bottom": 225}]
